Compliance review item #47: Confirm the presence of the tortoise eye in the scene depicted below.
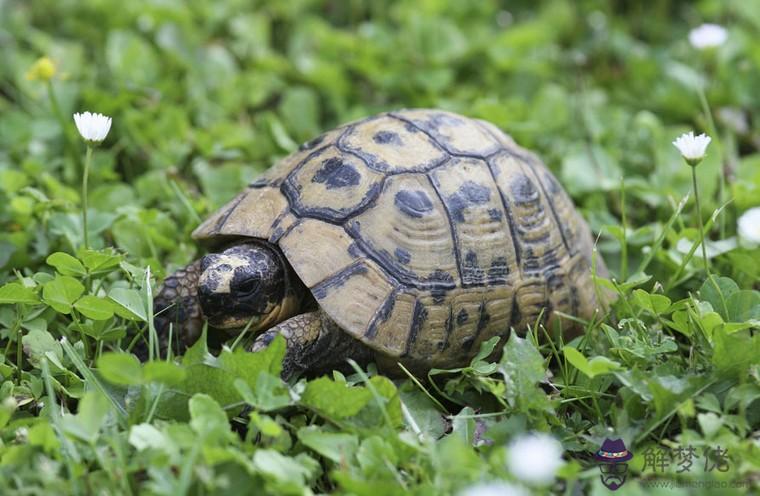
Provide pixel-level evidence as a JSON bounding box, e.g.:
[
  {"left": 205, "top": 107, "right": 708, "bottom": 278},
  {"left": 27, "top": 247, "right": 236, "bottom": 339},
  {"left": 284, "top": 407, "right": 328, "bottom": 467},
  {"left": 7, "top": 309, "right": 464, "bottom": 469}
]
[{"left": 233, "top": 278, "right": 259, "bottom": 296}]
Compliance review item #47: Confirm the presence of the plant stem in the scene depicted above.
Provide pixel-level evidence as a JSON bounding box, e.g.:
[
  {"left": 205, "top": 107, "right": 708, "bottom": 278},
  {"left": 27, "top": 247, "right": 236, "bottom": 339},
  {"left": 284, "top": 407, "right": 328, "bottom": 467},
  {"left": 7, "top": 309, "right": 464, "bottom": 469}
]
[
  {"left": 82, "top": 145, "right": 92, "bottom": 250},
  {"left": 13, "top": 306, "right": 23, "bottom": 382},
  {"left": 690, "top": 165, "right": 709, "bottom": 273},
  {"left": 620, "top": 176, "right": 628, "bottom": 281},
  {"left": 72, "top": 312, "right": 92, "bottom": 362},
  {"left": 697, "top": 85, "right": 726, "bottom": 239}
]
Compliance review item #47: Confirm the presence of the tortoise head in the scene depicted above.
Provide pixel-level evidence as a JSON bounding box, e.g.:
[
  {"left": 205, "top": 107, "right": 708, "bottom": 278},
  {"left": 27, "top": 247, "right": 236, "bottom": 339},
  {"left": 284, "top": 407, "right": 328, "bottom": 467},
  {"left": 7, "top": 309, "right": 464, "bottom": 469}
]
[{"left": 197, "top": 241, "right": 300, "bottom": 332}]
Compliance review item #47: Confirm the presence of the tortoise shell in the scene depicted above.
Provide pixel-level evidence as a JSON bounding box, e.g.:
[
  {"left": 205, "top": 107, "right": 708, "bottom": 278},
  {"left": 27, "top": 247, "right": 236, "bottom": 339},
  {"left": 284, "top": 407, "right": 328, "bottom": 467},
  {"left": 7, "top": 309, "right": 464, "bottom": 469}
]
[{"left": 193, "top": 109, "right": 606, "bottom": 368}]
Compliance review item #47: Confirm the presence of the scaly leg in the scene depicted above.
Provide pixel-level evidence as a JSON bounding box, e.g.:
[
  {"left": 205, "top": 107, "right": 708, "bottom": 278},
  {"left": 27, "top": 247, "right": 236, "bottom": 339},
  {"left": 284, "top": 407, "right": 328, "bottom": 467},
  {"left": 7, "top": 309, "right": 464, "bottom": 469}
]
[
  {"left": 149, "top": 259, "right": 204, "bottom": 358},
  {"left": 251, "top": 310, "right": 374, "bottom": 379}
]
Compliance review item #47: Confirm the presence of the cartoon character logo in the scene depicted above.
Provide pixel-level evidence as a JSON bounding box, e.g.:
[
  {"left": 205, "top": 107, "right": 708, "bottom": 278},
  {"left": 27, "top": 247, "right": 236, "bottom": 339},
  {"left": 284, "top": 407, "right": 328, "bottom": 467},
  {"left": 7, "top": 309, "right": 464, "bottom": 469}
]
[{"left": 595, "top": 438, "right": 633, "bottom": 491}]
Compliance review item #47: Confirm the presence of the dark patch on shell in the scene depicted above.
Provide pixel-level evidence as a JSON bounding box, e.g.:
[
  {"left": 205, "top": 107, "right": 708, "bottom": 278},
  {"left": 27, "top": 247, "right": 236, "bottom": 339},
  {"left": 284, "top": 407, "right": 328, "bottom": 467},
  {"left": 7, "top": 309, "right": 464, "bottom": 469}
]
[
  {"left": 425, "top": 269, "right": 455, "bottom": 286},
  {"left": 373, "top": 130, "right": 402, "bottom": 145},
  {"left": 448, "top": 181, "right": 491, "bottom": 222},
  {"left": 431, "top": 288, "right": 448, "bottom": 304},
  {"left": 488, "top": 256, "right": 509, "bottom": 282},
  {"left": 365, "top": 292, "right": 397, "bottom": 339},
  {"left": 441, "top": 306, "right": 454, "bottom": 351},
  {"left": 476, "top": 301, "right": 491, "bottom": 333},
  {"left": 456, "top": 308, "right": 469, "bottom": 325},
  {"left": 347, "top": 242, "right": 363, "bottom": 259},
  {"left": 510, "top": 295, "right": 521, "bottom": 330},
  {"left": 249, "top": 177, "right": 270, "bottom": 188},
  {"left": 523, "top": 247, "right": 541, "bottom": 273},
  {"left": 511, "top": 174, "right": 539, "bottom": 204},
  {"left": 404, "top": 122, "right": 420, "bottom": 133},
  {"left": 405, "top": 299, "right": 428, "bottom": 355},
  {"left": 311, "top": 262, "right": 368, "bottom": 300},
  {"left": 394, "top": 247, "right": 411, "bottom": 264},
  {"left": 462, "top": 250, "right": 486, "bottom": 286},
  {"left": 543, "top": 171, "right": 562, "bottom": 194},
  {"left": 487, "top": 208, "right": 503, "bottom": 222},
  {"left": 462, "top": 302, "right": 489, "bottom": 352},
  {"left": 394, "top": 190, "right": 434, "bottom": 218},
  {"left": 312, "top": 157, "right": 361, "bottom": 190}
]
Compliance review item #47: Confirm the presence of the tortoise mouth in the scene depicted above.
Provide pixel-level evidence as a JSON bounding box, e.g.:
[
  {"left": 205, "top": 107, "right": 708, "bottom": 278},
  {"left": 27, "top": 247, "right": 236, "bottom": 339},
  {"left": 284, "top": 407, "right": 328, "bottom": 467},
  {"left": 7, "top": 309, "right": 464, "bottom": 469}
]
[{"left": 205, "top": 314, "right": 256, "bottom": 330}]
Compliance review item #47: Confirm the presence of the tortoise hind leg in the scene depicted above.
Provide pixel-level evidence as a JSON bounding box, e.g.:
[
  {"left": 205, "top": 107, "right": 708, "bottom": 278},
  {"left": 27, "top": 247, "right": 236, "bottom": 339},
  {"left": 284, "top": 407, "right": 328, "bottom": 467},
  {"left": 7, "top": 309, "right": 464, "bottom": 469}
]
[{"left": 251, "top": 310, "right": 374, "bottom": 379}]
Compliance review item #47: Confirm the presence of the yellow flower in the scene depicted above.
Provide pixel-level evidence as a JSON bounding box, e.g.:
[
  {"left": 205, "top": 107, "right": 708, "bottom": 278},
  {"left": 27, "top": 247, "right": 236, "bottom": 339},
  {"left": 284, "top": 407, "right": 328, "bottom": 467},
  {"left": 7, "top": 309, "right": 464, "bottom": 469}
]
[{"left": 25, "top": 57, "right": 56, "bottom": 82}]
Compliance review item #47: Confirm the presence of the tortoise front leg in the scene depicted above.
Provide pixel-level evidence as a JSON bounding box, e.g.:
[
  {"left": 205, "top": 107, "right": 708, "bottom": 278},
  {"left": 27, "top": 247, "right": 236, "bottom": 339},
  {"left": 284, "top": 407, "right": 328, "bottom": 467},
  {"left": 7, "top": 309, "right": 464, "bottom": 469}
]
[
  {"left": 251, "top": 311, "right": 374, "bottom": 379},
  {"left": 150, "top": 259, "right": 204, "bottom": 357}
]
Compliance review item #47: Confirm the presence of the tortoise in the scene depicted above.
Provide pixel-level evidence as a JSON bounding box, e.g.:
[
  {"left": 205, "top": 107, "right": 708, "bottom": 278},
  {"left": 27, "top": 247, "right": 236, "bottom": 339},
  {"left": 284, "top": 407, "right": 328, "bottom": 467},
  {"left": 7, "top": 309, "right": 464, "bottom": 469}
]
[{"left": 154, "top": 109, "right": 607, "bottom": 378}]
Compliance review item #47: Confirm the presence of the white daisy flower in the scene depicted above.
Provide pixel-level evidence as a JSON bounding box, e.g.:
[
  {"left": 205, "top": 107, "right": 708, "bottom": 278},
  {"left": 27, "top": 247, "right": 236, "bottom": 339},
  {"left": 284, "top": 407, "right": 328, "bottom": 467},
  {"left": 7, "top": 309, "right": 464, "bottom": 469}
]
[
  {"left": 73, "top": 111, "right": 112, "bottom": 143},
  {"left": 689, "top": 23, "right": 728, "bottom": 50},
  {"left": 458, "top": 481, "right": 528, "bottom": 496},
  {"left": 738, "top": 207, "right": 760, "bottom": 245},
  {"left": 672, "top": 131, "right": 711, "bottom": 166},
  {"left": 506, "top": 433, "right": 564, "bottom": 485}
]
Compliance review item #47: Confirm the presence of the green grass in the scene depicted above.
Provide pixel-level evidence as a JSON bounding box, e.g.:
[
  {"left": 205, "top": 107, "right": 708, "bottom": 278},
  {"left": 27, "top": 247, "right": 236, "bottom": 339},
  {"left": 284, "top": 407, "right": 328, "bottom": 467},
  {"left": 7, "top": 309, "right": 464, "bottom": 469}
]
[{"left": 1, "top": 0, "right": 760, "bottom": 494}]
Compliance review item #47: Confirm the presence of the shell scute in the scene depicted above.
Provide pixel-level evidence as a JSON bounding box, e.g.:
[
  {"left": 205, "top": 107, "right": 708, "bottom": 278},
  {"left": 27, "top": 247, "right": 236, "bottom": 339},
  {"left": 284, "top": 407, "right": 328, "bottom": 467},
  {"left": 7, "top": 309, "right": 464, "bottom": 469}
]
[
  {"left": 338, "top": 114, "right": 447, "bottom": 173},
  {"left": 284, "top": 146, "right": 384, "bottom": 223},
  {"left": 392, "top": 109, "right": 502, "bottom": 157},
  {"left": 348, "top": 173, "right": 459, "bottom": 288}
]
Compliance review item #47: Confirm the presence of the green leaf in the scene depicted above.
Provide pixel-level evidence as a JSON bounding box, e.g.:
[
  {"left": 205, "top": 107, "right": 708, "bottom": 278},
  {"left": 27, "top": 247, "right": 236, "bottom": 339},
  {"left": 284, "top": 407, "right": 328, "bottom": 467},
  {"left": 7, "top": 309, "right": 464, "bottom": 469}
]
[
  {"left": 725, "top": 290, "right": 760, "bottom": 322},
  {"left": 697, "top": 412, "right": 723, "bottom": 438},
  {"left": 42, "top": 276, "right": 84, "bottom": 313},
  {"left": 155, "top": 335, "right": 286, "bottom": 420},
  {"left": 699, "top": 276, "right": 739, "bottom": 321},
  {"left": 143, "top": 361, "right": 186, "bottom": 385},
  {"left": 0, "top": 397, "right": 16, "bottom": 429},
  {"left": 253, "top": 449, "right": 315, "bottom": 487},
  {"left": 108, "top": 287, "right": 147, "bottom": 321},
  {"left": 249, "top": 412, "right": 284, "bottom": 438},
  {"left": 46, "top": 252, "right": 86, "bottom": 277},
  {"left": 469, "top": 335, "right": 501, "bottom": 374},
  {"left": 297, "top": 426, "right": 359, "bottom": 464},
  {"left": 300, "top": 377, "right": 372, "bottom": 419},
  {"left": 60, "top": 391, "right": 111, "bottom": 443},
  {"left": 106, "top": 30, "right": 159, "bottom": 87},
  {"left": 234, "top": 373, "right": 292, "bottom": 412},
  {"left": 219, "top": 335, "right": 286, "bottom": 389},
  {"left": 563, "top": 346, "right": 621, "bottom": 378},
  {"left": 22, "top": 329, "right": 63, "bottom": 369},
  {"left": 97, "top": 352, "right": 143, "bottom": 386},
  {"left": 500, "top": 333, "right": 551, "bottom": 412},
  {"left": 74, "top": 295, "right": 115, "bottom": 320},
  {"left": 347, "top": 375, "right": 403, "bottom": 429},
  {"left": 398, "top": 389, "right": 447, "bottom": 440},
  {"left": 0, "top": 282, "right": 40, "bottom": 305},
  {"left": 668, "top": 310, "right": 693, "bottom": 336},
  {"left": 632, "top": 288, "right": 672, "bottom": 315},
  {"left": 646, "top": 374, "right": 702, "bottom": 419},
  {"left": 28, "top": 422, "right": 60, "bottom": 454},
  {"left": 712, "top": 328, "right": 760, "bottom": 378},
  {"left": 79, "top": 249, "right": 123, "bottom": 274},
  {"left": 129, "top": 423, "right": 170, "bottom": 452},
  {"left": 357, "top": 436, "right": 399, "bottom": 478},
  {"left": 189, "top": 393, "right": 232, "bottom": 440}
]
